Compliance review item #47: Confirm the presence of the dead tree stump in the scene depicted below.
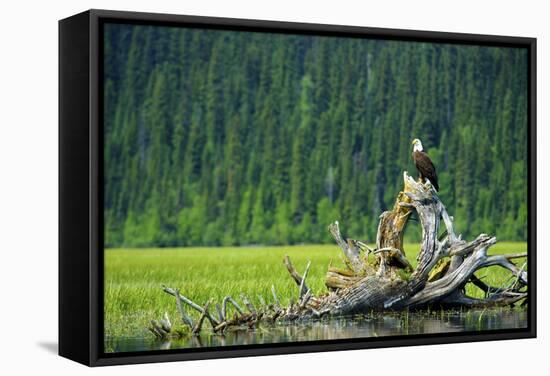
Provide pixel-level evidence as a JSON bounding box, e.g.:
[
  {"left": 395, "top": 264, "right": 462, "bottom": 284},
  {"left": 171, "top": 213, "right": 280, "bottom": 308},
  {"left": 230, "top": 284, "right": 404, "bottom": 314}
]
[{"left": 154, "top": 171, "right": 527, "bottom": 336}]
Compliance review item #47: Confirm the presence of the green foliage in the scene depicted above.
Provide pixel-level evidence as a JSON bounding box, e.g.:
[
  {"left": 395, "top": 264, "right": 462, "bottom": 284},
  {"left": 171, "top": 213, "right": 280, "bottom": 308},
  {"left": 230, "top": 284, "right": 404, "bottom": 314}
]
[{"left": 104, "top": 24, "right": 528, "bottom": 247}]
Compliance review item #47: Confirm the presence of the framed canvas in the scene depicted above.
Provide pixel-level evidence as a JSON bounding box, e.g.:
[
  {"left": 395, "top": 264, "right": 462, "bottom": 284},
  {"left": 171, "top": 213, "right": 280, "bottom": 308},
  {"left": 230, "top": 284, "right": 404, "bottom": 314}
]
[{"left": 59, "top": 9, "right": 537, "bottom": 366}]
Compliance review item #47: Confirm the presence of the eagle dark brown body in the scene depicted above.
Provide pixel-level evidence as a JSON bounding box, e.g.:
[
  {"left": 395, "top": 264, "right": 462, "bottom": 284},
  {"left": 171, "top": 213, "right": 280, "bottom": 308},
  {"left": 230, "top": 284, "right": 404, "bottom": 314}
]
[{"left": 411, "top": 141, "right": 439, "bottom": 191}]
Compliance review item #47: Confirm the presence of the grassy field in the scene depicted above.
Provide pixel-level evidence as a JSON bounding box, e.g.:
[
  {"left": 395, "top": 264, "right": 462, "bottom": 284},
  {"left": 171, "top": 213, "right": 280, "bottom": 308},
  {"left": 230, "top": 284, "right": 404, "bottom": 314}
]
[{"left": 104, "top": 242, "right": 527, "bottom": 339}]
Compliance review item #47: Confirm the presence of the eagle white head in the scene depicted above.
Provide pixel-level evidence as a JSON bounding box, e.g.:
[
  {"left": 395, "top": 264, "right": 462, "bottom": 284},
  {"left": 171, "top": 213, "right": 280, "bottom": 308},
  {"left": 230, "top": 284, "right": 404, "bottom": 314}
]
[{"left": 412, "top": 138, "right": 423, "bottom": 152}]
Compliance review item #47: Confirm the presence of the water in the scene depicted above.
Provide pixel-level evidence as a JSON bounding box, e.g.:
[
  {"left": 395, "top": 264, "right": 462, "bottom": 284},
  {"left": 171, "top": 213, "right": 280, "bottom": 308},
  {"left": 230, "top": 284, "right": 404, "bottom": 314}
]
[{"left": 105, "top": 309, "right": 527, "bottom": 353}]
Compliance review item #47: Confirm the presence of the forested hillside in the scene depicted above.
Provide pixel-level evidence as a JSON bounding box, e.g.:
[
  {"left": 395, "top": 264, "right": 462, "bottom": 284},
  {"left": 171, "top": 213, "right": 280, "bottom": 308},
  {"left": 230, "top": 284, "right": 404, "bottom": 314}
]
[{"left": 103, "top": 23, "right": 528, "bottom": 247}]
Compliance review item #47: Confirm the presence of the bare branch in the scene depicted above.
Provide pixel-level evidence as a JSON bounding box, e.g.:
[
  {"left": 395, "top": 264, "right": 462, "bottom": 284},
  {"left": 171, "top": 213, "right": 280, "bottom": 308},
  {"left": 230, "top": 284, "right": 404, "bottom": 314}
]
[
  {"left": 300, "top": 290, "right": 312, "bottom": 308},
  {"left": 328, "top": 221, "right": 363, "bottom": 272},
  {"left": 159, "top": 312, "right": 172, "bottom": 333},
  {"left": 150, "top": 320, "right": 169, "bottom": 338},
  {"left": 283, "top": 256, "right": 310, "bottom": 295},
  {"left": 175, "top": 289, "right": 194, "bottom": 327},
  {"left": 299, "top": 261, "right": 311, "bottom": 298},
  {"left": 163, "top": 286, "right": 219, "bottom": 326},
  {"left": 215, "top": 304, "right": 224, "bottom": 322},
  {"left": 356, "top": 240, "right": 374, "bottom": 254},
  {"left": 240, "top": 293, "right": 257, "bottom": 314},
  {"left": 192, "top": 301, "right": 211, "bottom": 335},
  {"left": 482, "top": 255, "right": 528, "bottom": 285},
  {"left": 504, "top": 253, "right": 528, "bottom": 260},
  {"left": 222, "top": 295, "right": 244, "bottom": 319}
]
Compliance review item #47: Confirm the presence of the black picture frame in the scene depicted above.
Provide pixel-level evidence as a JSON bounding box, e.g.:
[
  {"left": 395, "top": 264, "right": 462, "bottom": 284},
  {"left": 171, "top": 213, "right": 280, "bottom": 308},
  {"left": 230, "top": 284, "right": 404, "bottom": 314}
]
[{"left": 59, "top": 8, "right": 537, "bottom": 367}]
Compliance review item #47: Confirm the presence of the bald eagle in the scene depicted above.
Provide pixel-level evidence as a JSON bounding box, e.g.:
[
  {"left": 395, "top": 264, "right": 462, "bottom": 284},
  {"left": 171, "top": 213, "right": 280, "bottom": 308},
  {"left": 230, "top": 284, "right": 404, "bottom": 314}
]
[{"left": 411, "top": 138, "right": 439, "bottom": 191}]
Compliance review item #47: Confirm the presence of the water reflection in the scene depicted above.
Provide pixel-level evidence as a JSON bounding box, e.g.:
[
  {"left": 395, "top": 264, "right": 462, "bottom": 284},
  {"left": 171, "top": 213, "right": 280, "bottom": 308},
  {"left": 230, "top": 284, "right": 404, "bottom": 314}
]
[{"left": 105, "top": 309, "right": 527, "bottom": 353}]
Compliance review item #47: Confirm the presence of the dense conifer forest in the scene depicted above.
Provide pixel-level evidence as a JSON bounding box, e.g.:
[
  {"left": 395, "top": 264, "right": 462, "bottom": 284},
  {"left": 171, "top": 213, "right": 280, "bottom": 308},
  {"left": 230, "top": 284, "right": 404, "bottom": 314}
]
[{"left": 103, "top": 23, "right": 528, "bottom": 247}]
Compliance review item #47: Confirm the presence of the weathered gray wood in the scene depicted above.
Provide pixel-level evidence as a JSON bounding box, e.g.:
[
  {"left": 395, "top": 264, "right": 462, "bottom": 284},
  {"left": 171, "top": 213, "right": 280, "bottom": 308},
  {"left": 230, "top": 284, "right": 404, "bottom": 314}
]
[
  {"left": 175, "top": 288, "right": 194, "bottom": 327},
  {"left": 314, "top": 172, "right": 527, "bottom": 312},
  {"left": 155, "top": 170, "right": 528, "bottom": 336},
  {"left": 159, "top": 312, "right": 172, "bottom": 333},
  {"left": 328, "top": 221, "right": 364, "bottom": 272},
  {"left": 163, "top": 286, "right": 219, "bottom": 326},
  {"left": 240, "top": 293, "right": 257, "bottom": 314},
  {"left": 222, "top": 295, "right": 244, "bottom": 319},
  {"left": 283, "top": 255, "right": 311, "bottom": 296},
  {"left": 192, "top": 301, "right": 211, "bottom": 335},
  {"left": 483, "top": 254, "right": 528, "bottom": 284},
  {"left": 299, "top": 261, "right": 311, "bottom": 298}
]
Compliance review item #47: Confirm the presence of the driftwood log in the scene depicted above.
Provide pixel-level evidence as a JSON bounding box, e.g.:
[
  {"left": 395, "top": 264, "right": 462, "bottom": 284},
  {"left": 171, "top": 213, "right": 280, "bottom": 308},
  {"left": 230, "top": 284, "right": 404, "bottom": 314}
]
[{"left": 152, "top": 171, "right": 527, "bottom": 337}]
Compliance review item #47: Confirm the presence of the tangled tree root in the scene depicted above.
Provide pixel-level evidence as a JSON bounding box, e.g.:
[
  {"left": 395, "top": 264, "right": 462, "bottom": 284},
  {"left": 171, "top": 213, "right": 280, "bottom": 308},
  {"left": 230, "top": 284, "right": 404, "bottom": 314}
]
[{"left": 150, "top": 172, "right": 527, "bottom": 338}]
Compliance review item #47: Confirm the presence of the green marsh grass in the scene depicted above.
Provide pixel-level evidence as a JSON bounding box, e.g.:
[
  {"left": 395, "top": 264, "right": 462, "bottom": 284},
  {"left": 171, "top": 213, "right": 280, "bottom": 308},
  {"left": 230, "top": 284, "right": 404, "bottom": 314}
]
[{"left": 104, "top": 242, "right": 527, "bottom": 339}]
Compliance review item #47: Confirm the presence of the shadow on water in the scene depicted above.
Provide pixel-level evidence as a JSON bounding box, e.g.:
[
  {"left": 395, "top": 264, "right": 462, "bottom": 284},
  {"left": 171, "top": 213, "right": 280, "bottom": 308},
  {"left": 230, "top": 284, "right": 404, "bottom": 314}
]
[{"left": 105, "top": 308, "right": 527, "bottom": 353}]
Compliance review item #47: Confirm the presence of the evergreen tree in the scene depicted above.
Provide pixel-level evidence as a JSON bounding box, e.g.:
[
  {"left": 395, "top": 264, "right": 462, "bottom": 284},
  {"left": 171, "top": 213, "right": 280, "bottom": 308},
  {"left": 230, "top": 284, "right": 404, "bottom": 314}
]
[{"left": 103, "top": 24, "right": 530, "bottom": 247}]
